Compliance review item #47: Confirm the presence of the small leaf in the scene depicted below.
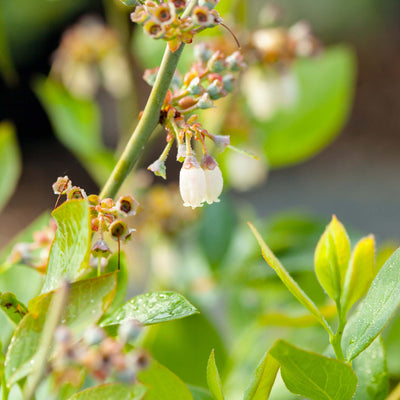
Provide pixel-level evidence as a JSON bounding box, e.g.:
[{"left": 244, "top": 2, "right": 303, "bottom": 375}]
[
  {"left": 207, "top": 350, "right": 224, "bottom": 400},
  {"left": 314, "top": 215, "right": 351, "bottom": 301},
  {"left": 270, "top": 340, "right": 357, "bottom": 400},
  {"left": 0, "top": 122, "right": 20, "bottom": 213},
  {"left": 243, "top": 351, "right": 279, "bottom": 400},
  {"left": 68, "top": 383, "right": 147, "bottom": 400},
  {"left": 0, "top": 292, "right": 28, "bottom": 325},
  {"left": 138, "top": 360, "right": 193, "bottom": 400},
  {"left": 118, "top": 0, "right": 138, "bottom": 6},
  {"left": 249, "top": 223, "right": 332, "bottom": 334},
  {"left": 343, "top": 247, "right": 400, "bottom": 361},
  {"left": 42, "top": 199, "right": 91, "bottom": 293},
  {"left": 5, "top": 273, "right": 116, "bottom": 385},
  {"left": 341, "top": 235, "right": 375, "bottom": 314},
  {"left": 100, "top": 291, "right": 198, "bottom": 327},
  {"left": 352, "top": 337, "right": 388, "bottom": 400}
]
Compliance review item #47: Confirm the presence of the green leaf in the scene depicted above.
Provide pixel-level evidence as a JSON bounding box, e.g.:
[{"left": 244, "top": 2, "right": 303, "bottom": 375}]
[
  {"left": 5, "top": 273, "right": 116, "bottom": 385},
  {"left": 68, "top": 383, "right": 146, "bottom": 400},
  {"left": 42, "top": 199, "right": 91, "bottom": 293},
  {"left": 34, "top": 78, "right": 116, "bottom": 185},
  {"left": 343, "top": 247, "right": 400, "bottom": 361},
  {"left": 0, "top": 293, "right": 28, "bottom": 325},
  {"left": 207, "top": 350, "right": 224, "bottom": 400},
  {"left": 341, "top": 235, "right": 375, "bottom": 314},
  {"left": 118, "top": 0, "right": 138, "bottom": 6},
  {"left": 243, "top": 351, "right": 279, "bottom": 400},
  {"left": 260, "top": 46, "right": 356, "bottom": 168},
  {"left": 189, "top": 386, "right": 214, "bottom": 400},
  {"left": 270, "top": 340, "right": 357, "bottom": 400},
  {"left": 138, "top": 360, "right": 193, "bottom": 400},
  {"left": 197, "top": 196, "right": 237, "bottom": 270},
  {"left": 249, "top": 223, "right": 332, "bottom": 335},
  {"left": 352, "top": 337, "right": 388, "bottom": 400},
  {"left": 100, "top": 291, "right": 198, "bottom": 327},
  {"left": 140, "top": 313, "right": 226, "bottom": 388},
  {"left": 314, "top": 215, "right": 351, "bottom": 301},
  {"left": 0, "top": 122, "right": 20, "bottom": 213},
  {"left": 103, "top": 252, "right": 128, "bottom": 317}
]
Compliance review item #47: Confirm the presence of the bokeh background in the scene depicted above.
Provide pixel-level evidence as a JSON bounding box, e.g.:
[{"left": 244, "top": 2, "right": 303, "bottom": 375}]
[{"left": 0, "top": 0, "right": 399, "bottom": 243}]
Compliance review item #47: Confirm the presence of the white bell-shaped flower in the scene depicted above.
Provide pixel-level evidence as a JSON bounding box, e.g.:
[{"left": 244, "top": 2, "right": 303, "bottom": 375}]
[
  {"left": 202, "top": 155, "right": 223, "bottom": 204},
  {"left": 179, "top": 155, "right": 207, "bottom": 208}
]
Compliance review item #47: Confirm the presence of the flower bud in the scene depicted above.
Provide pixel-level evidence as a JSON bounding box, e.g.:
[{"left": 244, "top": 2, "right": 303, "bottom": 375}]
[
  {"left": 176, "top": 142, "right": 186, "bottom": 162},
  {"left": 178, "top": 96, "right": 197, "bottom": 110},
  {"left": 67, "top": 186, "right": 87, "bottom": 200},
  {"left": 194, "top": 43, "right": 212, "bottom": 63},
  {"left": 222, "top": 74, "right": 235, "bottom": 92},
  {"left": 110, "top": 220, "right": 128, "bottom": 240},
  {"left": 207, "top": 51, "right": 226, "bottom": 73},
  {"left": 225, "top": 51, "right": 246, "bottom": 71},
  {"left": 130, "top": 5, "right": 150, "bottom": 23},
  {"left": 92, "top": 239, "right": 112, "bottom": 258},
  {"left": 84, "top": 326, "right": 106, "bottom": 346},
  {"left": 179, "top": 155, "right": 206, "bottom": 208},
  {"left": 118, "top": 319, "right": 142, "bottom": 343},
  {"left": 207, "top": 79, "right": 227, "bottom": 100},
  {"left": 116, "top": 195, "right": 139, "bottom": 216},
  {"left": 52, "top": 176, "right": 71, "bottom": 195},
  {"left": 196, "top": 93, "right": 214, "bottom": 109},
  {"left": 88, "top": 194, "right": 100, "bottom": 206},
  {"left": 148, "top": 159, "right": 167, "bottom": 179},
  {"left": 201, "top": 154, "right": 223, "bottom": 204},
  {"left": 187, "top": 76, "right": 203, "bottom": 95}
]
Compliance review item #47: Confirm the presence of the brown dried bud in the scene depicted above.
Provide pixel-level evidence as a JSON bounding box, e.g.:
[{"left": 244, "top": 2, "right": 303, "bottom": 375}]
[{"left": 178, "top": 96, "right": 197, "bottom": 110}]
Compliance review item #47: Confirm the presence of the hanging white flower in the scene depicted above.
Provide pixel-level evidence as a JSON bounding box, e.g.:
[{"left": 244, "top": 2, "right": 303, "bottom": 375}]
[
  {"left": 201, "top": 154, "right": 223, "bottom": 204},
  {"left": 179, "top": 155, "right": 207, "bottom": 208}
]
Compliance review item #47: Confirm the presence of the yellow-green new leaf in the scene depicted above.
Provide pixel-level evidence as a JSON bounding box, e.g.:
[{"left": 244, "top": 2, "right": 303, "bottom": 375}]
[
  {"left": 314, "top": 215, "right": 351, "bottom": 301},
  {"left": 207, "top": 350, "right": 224, "bottom": 400},
  {"left": 249, "top": 223, "right": 332, "bottom": 335},
  {"left": 341, "top": 235, "right": 375, "bottom": 315}
]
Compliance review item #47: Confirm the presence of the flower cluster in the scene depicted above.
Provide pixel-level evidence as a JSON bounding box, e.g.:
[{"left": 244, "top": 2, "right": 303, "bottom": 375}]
[
  {"left": 51, "top": 17, "right": 132, "bottom": 98},
  {"left": 51, "top": 323, "right": 148, "bottom": 386},
  {"left": 131, "top": 0, "right": 222, "bottom": 52},
  {"left": 145, "top": 44, "right": 246, "bottom": 208}
]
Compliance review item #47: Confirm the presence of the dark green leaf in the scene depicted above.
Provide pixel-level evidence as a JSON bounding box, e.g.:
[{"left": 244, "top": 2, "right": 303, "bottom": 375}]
[
  {"left": 207, "top": 350, "right": 224, "bottom": 400},
  {"left": 5, "top": 273, "right": 116, "bottom": 385},
  {"left": 259, "top": 46, "right": 355, "bottom": 168},
  {"left": 138, "top": 360, "right": 193, "bottom": 400},
  {"left": 42, "top": 200, "right": 91, "bottom": 293},
  {"left": 353, "top": 337, "right": 388, "bottom": 400},
  {"left": 68, "top": 383, "right": 146, "bottom": 400},
  {"left": 0, "top": 292, "right": 27, "bottom": 325},
  {"left": 100, "top": 291, "right": 198, "bottom": 327},
  {"left": 343, "top": 247, "right": 400, "bottom": 361},
  {"left": 0, "top": 122, "right": 20, "bottom": 213},
  {"left": 35, "top": 78, "right": 116, "bottom": 185},
  {"left": 197, "top": 196, "right": 237, "bottom": 270},
  {"left": 243, "top": 351, "right": 279, "bottom": 400},
  {"left": 270, "top": 340, "right": 357, "bottom": 400},
  {"left": 140, "top": 313, "right": 227, "bottom": 388}
]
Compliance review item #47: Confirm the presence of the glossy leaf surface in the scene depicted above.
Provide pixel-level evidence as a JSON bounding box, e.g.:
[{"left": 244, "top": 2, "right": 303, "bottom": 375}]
[
  {"left": 68, "top": 383, "right": 146, "bottom": 400},
  {"left": 207, "top": 350, "right": 224, "bottom": 400}
]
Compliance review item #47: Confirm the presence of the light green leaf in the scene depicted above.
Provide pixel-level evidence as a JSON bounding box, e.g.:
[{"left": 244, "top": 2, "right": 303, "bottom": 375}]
[
  {"left": 5, "top": 273, "right": 116, "bottom": 386},
  {"left": 0, "top": 122, "right": 20, "bottom": 213},
  {"left": 138, "top": 360, "right": 193, "bottom": 400},
  {"left": 243, "top": 351, "right": 279, "bottom": 400},
  {"left": 68, "top": 383, "right": 147, "bottom": 400},
  {"left": 119, "top": 0, "right": 138, "bottom": 6},
  {"left": 353, "top": 337, "right": 388, "bottom": 400},
  {"left": 42, "top": 199, "right": 91, "bottom": 293},
  {"left": 314, "top": 215, "right": 351, "bottom": 301},
  {"left": 207, "top": 350, "right": 224, "bottom": 400},
  {"left": 0, "top": 292, "right": 28, "bottom": 325},
  {"left": 100, "top": 291, "right": 198, "bottom": 327},
  {"left": 341, "top": 235, "right": 375, "bottom": 314},
  {"left": 34, "top": 78, "right": 116, "bottom": 185},
  {"left": 270, "top": 340, "right": 357, "bottom": 400},
  {"left": 343, "top": 247, "right": 400, "bottom": 361},
  {"left": 260, "top": 46, "right": 355, "bottom": 167},
  {"left": 249, "top": 223, "right": 332, "bottom": 335}
]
